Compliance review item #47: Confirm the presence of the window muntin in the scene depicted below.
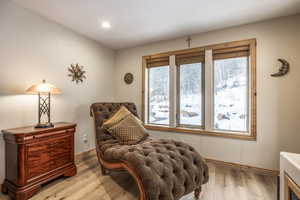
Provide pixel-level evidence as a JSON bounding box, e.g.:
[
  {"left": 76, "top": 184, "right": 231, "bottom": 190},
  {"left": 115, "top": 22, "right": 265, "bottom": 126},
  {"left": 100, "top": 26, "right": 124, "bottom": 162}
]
[
  {"left": 148, "top": 66, "right": 170, "bottom": 125},
  {"left": 178, "top": 62, "right": 203, "bottom": 127},
  {"left": 213, "top": 57, "right": 249, "bottom": 133}
]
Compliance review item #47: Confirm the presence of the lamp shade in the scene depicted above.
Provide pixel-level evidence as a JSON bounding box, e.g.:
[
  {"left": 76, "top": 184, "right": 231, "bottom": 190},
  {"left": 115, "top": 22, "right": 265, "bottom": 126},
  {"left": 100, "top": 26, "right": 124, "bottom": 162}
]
[{"left": 26, "top": 80, "right": 61, "bottom": 94}]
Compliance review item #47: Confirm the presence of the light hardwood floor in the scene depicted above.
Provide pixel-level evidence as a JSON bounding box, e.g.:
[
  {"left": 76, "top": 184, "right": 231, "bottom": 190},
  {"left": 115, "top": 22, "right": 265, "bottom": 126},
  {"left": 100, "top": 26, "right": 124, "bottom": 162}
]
[{"left": 0, "top": 151, "right": 277, "bottom": 200}]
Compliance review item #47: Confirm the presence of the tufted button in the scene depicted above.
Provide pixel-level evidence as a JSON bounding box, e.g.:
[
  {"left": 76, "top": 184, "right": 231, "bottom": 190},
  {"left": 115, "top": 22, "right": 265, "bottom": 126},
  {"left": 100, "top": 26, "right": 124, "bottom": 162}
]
[
  {"left": 145, "top": 160, "right": 151, "bottom": 166},
  {"left": 172, "top": 187, "right": 176, "bottom": 195},
  {"left": 144, "top": 152, "right": 149, "bottom": 156},
  {"left": 158, "top": 194, "right": 163, "bottom": 200}
]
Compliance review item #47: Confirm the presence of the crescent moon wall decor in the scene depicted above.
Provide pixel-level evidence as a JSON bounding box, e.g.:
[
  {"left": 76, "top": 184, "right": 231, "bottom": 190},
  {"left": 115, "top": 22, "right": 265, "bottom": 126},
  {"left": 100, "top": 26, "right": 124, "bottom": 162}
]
[
  {"left": 68, "top": 63, "right": 86, "bottom": 84},
  {"left": 271, "top": 59, "right": 290, "bottom": 77}
]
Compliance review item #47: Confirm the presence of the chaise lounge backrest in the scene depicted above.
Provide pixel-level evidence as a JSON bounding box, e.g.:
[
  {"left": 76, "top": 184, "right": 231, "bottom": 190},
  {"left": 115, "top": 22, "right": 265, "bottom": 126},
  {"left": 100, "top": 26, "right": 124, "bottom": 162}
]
[{"left": 90, "top": 102, "right": 138, "bottom": 150}]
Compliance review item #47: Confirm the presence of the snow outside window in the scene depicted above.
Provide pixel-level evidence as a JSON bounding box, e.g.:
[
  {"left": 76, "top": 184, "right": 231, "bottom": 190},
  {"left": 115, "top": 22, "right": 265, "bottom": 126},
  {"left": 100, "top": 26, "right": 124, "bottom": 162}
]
[
  {"left": 178, "top": 62, "right": 203, "bottom": 127},
  {"left": 213, "top": 57, "right": 249, "bottom": 132},
  {"left": 148, "top": 66, "right": 170, "bottom": 125}
]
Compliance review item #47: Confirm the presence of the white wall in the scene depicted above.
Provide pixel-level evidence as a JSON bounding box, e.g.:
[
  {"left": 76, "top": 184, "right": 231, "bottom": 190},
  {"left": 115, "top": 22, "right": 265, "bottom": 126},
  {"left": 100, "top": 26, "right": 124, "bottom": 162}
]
[
  {"left": 115, "top": 15, "right": 300, "bottom": 170},
  {"left": 0, "top": 1, "right": 116, "bottom": 183}
]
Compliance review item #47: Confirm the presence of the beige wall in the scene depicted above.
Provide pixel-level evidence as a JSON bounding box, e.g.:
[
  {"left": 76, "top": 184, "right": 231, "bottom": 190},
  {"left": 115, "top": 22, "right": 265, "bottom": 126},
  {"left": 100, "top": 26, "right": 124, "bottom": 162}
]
[
  {"left": 0, "top": 0, "right": 299, "bottom": 186},
  {"left": 0, "top": 1, "right": 116, "bottom": 183},
  {"left": 115, "top": 15, "right": 300, "bottom": 170}
]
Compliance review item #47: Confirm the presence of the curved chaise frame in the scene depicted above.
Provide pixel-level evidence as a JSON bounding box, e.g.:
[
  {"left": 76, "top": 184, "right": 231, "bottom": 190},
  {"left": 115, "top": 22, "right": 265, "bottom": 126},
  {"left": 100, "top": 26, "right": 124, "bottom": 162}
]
[
  {"left": 90, "top": 103, "right": 202, "bottom": 200},
  {"left": 97, "top": 154, "right": 146, "bottom": 200}
]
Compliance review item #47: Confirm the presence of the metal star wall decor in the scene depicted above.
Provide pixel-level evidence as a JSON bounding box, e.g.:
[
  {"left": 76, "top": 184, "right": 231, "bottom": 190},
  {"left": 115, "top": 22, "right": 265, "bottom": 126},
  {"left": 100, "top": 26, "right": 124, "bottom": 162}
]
[{"left": 68, "top": 63, "right": 86, "bottom": 84}]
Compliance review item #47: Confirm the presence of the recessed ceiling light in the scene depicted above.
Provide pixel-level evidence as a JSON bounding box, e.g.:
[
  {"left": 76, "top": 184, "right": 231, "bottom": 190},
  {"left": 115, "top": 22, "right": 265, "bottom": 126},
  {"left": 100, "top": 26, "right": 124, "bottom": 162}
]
[{"left": 101, "top": 21, "right": 111, "bottom": 29}]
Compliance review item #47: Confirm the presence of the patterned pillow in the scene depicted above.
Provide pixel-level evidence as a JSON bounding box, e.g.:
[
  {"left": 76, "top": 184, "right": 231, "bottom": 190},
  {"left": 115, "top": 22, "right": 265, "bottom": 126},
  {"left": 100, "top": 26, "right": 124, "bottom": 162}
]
[
  {"left": 102, "top": 106, "right": 131, "bottom": 129},
  {"left": 107, "top": 114, "right": 149, "bottom": 145}
]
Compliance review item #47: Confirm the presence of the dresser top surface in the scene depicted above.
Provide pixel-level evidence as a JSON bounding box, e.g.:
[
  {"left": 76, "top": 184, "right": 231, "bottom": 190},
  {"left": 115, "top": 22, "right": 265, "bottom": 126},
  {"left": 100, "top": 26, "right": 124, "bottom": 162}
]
[
  {"left": 281, "top": 152, "right": 300, "bottom": 172},
  {"left": 2, "top": 122, "right": 76, "bottom": 135}
]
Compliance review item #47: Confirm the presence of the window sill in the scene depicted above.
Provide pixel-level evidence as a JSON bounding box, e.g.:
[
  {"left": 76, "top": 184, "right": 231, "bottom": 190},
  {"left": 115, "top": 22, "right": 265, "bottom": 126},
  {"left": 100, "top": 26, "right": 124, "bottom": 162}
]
[{"left": 144, "top": 124, "right": 256, "bottom": 141}]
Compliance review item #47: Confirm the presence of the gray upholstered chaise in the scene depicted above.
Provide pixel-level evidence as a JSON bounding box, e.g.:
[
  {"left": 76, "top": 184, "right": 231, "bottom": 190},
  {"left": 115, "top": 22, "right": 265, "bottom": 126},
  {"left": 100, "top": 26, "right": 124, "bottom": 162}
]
[{"left": 90, "top": 103, "right": 209, "bottom": 200}]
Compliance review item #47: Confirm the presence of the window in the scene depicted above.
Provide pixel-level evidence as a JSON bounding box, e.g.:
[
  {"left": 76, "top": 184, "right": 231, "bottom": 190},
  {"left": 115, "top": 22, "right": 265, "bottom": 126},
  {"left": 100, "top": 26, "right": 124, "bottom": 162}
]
[
  {"left": 178, "top": 62, "right": 203, "bottom": 127},
  {"left": 142, "top": 39, "right": 256, "bottom": 140},
  {"left": 148, "top": 66, "right": 169, "bottom": 125},
  {"left": 213, "top": 57, "right": 249, "bottom": 132}
]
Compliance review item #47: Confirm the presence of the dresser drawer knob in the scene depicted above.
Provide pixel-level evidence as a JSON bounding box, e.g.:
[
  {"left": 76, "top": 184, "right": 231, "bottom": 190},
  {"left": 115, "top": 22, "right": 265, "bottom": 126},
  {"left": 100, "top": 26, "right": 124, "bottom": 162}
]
[{"left": 24, "top": 136, "right": 34, "bottom": 140}]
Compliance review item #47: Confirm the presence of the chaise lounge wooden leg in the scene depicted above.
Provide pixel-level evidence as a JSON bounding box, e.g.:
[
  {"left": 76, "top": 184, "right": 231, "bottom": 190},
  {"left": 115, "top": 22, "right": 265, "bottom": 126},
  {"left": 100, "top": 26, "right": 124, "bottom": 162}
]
[
  {"left": 194, "top": 186, "right": 202, "bottom": 199},
  {"left": 1, "top": 183, "right": 8, "bottom": 194},
  {"left": 100, "top": 164, "right": 109, "bottom": 175}
]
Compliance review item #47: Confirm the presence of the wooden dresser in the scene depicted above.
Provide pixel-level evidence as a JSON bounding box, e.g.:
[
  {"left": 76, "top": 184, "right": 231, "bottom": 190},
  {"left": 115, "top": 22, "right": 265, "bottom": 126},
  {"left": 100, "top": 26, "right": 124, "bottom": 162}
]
[{"left": 1, "top": 122, "right": 77, "bottom": 200}]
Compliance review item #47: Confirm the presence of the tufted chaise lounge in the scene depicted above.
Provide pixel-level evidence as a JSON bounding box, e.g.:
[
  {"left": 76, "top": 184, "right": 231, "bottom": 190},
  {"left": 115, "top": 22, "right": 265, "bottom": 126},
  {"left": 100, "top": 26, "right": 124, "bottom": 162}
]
[{"left": 90, "top": 102, "right": 209, "bottom": 200}]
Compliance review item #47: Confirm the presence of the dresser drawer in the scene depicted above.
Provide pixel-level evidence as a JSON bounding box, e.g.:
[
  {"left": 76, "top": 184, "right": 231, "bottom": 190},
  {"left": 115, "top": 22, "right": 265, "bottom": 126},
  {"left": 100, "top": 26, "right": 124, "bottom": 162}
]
[
  {"left": 24, "top": 128, "right": 75, "bottom": 142},
  {"left": 26, "top": 134, "right": 73, "bottom": 179}
]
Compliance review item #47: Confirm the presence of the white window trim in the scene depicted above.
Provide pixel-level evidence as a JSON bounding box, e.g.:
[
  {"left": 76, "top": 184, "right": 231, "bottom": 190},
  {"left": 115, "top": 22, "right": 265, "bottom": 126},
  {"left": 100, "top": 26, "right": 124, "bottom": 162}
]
[
  {"left": 169, "top": 55, "right": 177, "bottom": 127},
  {"left": 204, "top": 49, "right": 213, "bottom": 132}
]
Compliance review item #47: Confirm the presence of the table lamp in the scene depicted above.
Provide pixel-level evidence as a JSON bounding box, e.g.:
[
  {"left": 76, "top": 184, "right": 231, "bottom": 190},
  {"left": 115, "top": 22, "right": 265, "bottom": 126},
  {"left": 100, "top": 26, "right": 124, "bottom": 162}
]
[{"left": 26, "top": 80, "right": 61, "bottom": 128}]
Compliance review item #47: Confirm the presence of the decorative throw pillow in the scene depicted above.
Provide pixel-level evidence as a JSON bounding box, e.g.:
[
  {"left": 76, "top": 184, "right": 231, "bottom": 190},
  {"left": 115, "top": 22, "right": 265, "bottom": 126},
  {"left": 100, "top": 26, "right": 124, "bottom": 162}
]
[
  {"left": 107, "top": 114, "right": 149, "bottom": 145},
  {"left": 102, "top": 106, "right": 131, "bottom": 129}
]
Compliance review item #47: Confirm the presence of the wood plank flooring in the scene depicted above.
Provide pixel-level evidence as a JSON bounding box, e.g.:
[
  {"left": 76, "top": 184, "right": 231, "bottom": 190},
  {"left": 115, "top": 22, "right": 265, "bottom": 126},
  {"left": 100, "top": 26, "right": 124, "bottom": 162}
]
[{"left": 0, "top": 151, "right": 277, "bottom": 200}]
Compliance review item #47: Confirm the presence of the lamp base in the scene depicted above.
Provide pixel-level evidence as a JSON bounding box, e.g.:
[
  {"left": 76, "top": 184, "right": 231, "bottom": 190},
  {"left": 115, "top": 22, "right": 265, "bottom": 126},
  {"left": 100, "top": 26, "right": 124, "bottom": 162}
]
[{"left": 35, "top": 123, "right": 54, "bottom": 128}]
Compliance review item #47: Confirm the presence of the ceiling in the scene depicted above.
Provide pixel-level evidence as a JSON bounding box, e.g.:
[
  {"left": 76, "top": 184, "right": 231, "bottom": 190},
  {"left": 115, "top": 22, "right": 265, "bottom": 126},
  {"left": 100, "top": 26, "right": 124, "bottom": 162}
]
[{"left": 14, "top": 0, "right": 300, "bottom": 49}]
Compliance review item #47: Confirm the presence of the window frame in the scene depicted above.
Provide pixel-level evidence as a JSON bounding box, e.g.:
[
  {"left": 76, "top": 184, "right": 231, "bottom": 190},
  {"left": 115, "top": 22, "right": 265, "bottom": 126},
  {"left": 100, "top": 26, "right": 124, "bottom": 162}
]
[{"left": 142, "top": 39, "right": 257, "bottom": 141}]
